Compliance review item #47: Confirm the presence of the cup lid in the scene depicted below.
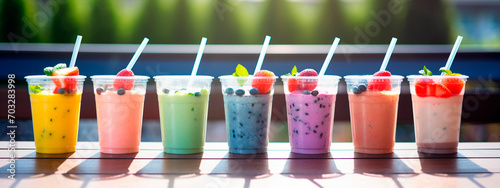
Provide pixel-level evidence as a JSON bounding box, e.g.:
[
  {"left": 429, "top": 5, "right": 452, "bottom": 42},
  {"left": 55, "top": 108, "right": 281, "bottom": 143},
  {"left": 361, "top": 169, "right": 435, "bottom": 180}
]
[
  {"left": 153, "top": 75, "right": 214, "bottom": 80},
  {"left": 25, "top": 75, "right": 86, "bottom": 80},
  {"left": 406, "top": 75, "right": 468, "bottom": 82}
]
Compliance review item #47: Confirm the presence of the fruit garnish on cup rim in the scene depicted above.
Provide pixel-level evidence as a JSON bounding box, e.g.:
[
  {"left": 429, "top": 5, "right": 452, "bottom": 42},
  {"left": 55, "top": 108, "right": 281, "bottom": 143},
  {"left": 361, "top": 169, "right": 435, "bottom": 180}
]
[
  {"left": 439, "top": 68, "right": 465, "bottom": 95},
  {"left": 368, "top": 70, "right": 392, "bottom": 91},
  {"left": 113, "top": 69, "right": 135, "bottom": 90},
  {"left": 44, "top": 63, "right": 79, "bottom": 94},
  {"left": 283, "top": 66, "right": 319, "bottom": 92},
  {"left": 414, "top": 66, "right": 464, "bottom": 98},
  {"left": 232, "top": 64, "right": 249, "bottom": 87},
  {"left": 252, "top": 70, "right": 275, "bottom": 94}
]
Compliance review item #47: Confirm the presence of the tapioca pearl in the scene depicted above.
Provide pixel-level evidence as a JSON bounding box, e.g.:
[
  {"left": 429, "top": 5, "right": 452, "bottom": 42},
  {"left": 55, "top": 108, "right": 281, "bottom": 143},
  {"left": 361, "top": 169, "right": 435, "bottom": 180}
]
[{"left": 96, "top": 87, "right": 104, "bottom": 95}]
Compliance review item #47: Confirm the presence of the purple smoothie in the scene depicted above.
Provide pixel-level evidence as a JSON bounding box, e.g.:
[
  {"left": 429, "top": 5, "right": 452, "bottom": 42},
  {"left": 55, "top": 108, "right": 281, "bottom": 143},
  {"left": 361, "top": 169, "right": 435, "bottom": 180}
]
[{"left": 285, "top": 91, "right": 336, "bottom": 154}]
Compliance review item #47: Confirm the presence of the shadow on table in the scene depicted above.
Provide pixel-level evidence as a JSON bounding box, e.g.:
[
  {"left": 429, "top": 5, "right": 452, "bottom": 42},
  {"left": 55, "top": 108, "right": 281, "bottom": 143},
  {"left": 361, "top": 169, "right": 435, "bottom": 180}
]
[
  {"left": 281, "top": 153, "right": 342, "bottom": 188},
  {"left": 134, "top": 153, "right": 203, "bottom": 188},
  {"left": 353, "top": 153, "right": 417, "bottom": 187},
  {"left": 418, "top": 152, "right": 493, "bottom": 188},
  {"left": 210, "top": 152, "right": 270, "bottom": 188},
  {"left": 0, "top": 152, "right": 74, "bottom": 188},
  {"left": 62, "top": 152, "right": 137, "bottom": 187}
]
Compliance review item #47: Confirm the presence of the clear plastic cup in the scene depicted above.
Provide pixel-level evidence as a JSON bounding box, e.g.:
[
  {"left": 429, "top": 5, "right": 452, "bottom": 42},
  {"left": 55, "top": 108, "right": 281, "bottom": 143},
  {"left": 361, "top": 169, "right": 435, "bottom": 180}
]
[
  {"left": 281, "top": 75, "right": 340, "bottom": 154},
  {"left": 407, "top": 75, "right": 468, "bottom": 154},
  {"left": 345, "top": 75, "right": 404, "bottom": 154},
  {"left": 25, "top": 75, "right": 86, "bottom": 154},
  {"left": 219, "top": 75, "right": 277, "bottom": 154},
  {"left": 91, "top": 75, "right": 150, "bottom": 154},
  {"left": 154, "top": 75, "right": 214, "bottom": 154}
]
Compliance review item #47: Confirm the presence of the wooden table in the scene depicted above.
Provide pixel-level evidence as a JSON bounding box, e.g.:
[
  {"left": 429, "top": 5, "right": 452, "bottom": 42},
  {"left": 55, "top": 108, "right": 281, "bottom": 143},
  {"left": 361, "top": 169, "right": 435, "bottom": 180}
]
[{"left": 1, "top": 142, "right": 500, "bottom": 187}]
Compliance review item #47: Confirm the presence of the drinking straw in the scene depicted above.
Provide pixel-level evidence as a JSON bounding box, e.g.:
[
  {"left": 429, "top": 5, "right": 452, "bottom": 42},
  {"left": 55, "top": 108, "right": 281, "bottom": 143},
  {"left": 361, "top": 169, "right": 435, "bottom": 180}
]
[
  {"left": 126, "top": 37, "right": 149, "bottom": 70},
  {"left": 379, "top": 37, "right": 398, "bottom": 71},
  {"left": 187, "top": 37, "right": 208, "bottom": 88},
  {"left": 69, "top": 35, "right": 82, "bottom": 68},
  {"left": 441, "top": 36, "right": 463, "bottom": 75},
  {"left": 191, "top": 37, "right": 208, "bottom": 76},
  {"left": 253, "top": 35, "right": 271, "bottom": 75},
  {"left": 319, "top": 37, "right": 340, "bottom": 76}
]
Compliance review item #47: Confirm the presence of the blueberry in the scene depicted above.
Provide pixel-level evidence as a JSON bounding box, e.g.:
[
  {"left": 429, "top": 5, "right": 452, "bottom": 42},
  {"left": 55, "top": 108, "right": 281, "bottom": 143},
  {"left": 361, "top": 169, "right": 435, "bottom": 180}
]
[
  {"left": 96, "top": 87, "right": 104, "bottom": 95},
  {"left": 249, "top": 88, "right": 259, "bottom": 95},
  {"left": 225, "top": 88, "right": 234, "bottom": 95},
  {"left": 117, "top": 88, "right": 126, "bottom": 95},
  {"left": 302, "top": 90, "right": 311, "bottom": 95},
  {"left": 358, "top": 84, "right": 367, "bottom": 92},
  {"left": 194, "top": 92, "right": 201, "bottom": 97},
  {"left": 235, "top": 89, "right": 245, "bottom": 96},
  {"left": 57, "top": 88, "right": 66, "bottom": 94},
  {"left": 352, "top": 86, "right": 362, "bottom": 94},
  {"left": 162, "top": 88, "right": 170, "bottom": 94},
  {"left": 311, "top": 90, "right": 319, "bottom": 96}
]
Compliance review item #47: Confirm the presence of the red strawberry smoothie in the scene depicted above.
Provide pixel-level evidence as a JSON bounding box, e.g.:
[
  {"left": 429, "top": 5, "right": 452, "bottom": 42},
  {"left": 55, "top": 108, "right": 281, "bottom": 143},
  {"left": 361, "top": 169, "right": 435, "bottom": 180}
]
[
  {"left": 348, "top": 91, "right": 400, "bottom": 154},
  {"left": 95, "top": 90, "right": 145, "bottom": 154},
  {"left": 286, "top": 91, "right": 336, "bottom": 154},
  {"left": 411, "top": 94, "right": 464, "bottom": 153}
]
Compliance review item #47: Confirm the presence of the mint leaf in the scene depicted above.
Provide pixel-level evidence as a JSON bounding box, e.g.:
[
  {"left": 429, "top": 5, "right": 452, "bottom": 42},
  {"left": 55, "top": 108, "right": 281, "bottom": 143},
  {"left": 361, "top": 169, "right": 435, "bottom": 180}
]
[
  {"left": 54, "top": 63, "right": 67, "bottom": 70},
  {"left": 233, "top": 64, "right": 249, "bottom": 87},
  {"left": 439, "top": 67, "right": 461, "bottom": 75},
  {"left": 419, "top": 66, "right": 432, "bottom": 76},
  {"left": 282, "top": 66, "right": 298, "bottom": 76},
  {"left": 29, "top": 85, "right": 44, "bottom": 94},
  {"left": 233, "top": 64, "right": 249, "bottom": 77},
  {"left": 43, "top": 67, "right": 54, "bottom": 76},
  {"left": 291, "top": 66, "right": 297, "bottom": 76}
]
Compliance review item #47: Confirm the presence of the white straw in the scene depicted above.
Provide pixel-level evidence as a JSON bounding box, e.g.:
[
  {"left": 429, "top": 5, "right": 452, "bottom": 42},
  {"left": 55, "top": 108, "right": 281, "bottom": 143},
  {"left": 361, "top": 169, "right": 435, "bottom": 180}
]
[
  {"left": 253, "top": 35, "right": 271, "bottom": 75},
  {"left": 187, "top": 37, "right": 208, "bottom": 89},
  {"left": 441, "top": 36, "right": 463, "bottom": 75},
  {"left": 126, "top": 37, "right": 149, "bottom": 70},
  {"left": 319, "top": 37, "right": 340, "bottom": 76},
  {"left": 379, "top": 37, "right": 398, "bottom": 72},
  {"left": 69, "top": 35, "right": 82, "bottom": 68},
  {"left": 191, "top": 37, "right": 207, "bottom": 76}
]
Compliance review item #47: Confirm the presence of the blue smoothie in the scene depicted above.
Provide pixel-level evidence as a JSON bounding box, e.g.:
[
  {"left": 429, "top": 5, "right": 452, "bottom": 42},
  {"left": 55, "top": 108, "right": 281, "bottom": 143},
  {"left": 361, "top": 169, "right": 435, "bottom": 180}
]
[{"left": 223, "top": 94, "right": 272, "bottom": 154}]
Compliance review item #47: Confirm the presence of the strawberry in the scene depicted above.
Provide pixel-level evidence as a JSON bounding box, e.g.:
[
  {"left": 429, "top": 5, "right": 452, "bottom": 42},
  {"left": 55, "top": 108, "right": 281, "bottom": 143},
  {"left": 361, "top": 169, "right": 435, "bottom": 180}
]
[
  {"left": 368, "top": 70, "right": 392, "bottom": 91},
  {"left": 440, "top": 78, "right": 465, "bottom": 95},
  {"left": 297, "top": 69, "right": 318, "bottom": 91},
  {"left": 439, "top": 68, "right": 465, "bottom": 95},
  {"left": 113, "top": 69, "right": 135, "bottom": 90},
  {"left": 414, "top": 78, "right": 435, "bottom": 97},
  {"left": 251, "top": 70, "right": 275, "bottom": 94},
  {"left": 52, "top": 67, "right": 79, "bottom": 91},
  {"left": 434, "top": 83, "right": 452, "bottom": 98},
  {"left": 287, "top": 78, "right": 300, "bottom": 92}
]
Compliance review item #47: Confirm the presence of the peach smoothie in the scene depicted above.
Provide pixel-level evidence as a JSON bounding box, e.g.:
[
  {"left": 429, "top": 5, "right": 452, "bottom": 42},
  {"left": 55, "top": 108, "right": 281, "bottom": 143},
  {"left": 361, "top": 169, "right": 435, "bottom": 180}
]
[
  {"left": 345, "top": 73, "right": 403, "bottom": 154},
  {"left": 348, "top": 91, "right": 399, "bottom": 154},
  {"left": 95, "top": 91, "right": 145, "bottom": 154},
  {"left": 92, "top": 75, "right": 149, "bottom": 154}
]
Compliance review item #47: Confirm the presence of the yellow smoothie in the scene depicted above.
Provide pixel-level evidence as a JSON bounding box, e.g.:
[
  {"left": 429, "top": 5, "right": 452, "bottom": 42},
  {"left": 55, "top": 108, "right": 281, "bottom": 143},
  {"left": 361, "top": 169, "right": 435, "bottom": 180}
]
[{"left": 30, "top": 93, "right": 82, "bottom": 153}]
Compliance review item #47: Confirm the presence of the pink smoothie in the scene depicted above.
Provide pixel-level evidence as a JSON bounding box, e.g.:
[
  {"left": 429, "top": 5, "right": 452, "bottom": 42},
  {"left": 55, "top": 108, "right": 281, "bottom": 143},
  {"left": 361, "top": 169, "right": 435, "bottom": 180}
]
[
  {"left": 348, "top": 91, "right": 399, "bottom": 154},
  {"left": 95, "top": 91, "right": 145, "bottom": 154},
  {"left": 286, "top": 91, "right": 336, "bottom": 154},
  {"left": 412, "top": 94, "right": 463, "bottom": 154}
]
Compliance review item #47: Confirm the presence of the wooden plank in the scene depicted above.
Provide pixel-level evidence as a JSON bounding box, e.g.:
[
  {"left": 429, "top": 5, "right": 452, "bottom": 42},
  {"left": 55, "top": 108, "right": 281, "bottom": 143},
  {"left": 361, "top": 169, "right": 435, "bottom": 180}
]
[
  {"left": 5, "top": 142, "right": 500, "bottom": 151},
  {"left": 3, "top": 149, "right": 500, "bottom": 160},
  {"left": 1, "top": 173, "right": 499, "bottom": 188},
  {"left": 2, "top": 157, "right": 499, "bottom": 175}
]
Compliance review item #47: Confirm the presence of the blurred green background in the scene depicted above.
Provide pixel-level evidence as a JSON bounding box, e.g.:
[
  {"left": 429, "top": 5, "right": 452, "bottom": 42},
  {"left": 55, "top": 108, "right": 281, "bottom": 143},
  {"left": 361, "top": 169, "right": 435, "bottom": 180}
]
[{"left": 1, "top": 0, "right": 499, "bottom": 44}]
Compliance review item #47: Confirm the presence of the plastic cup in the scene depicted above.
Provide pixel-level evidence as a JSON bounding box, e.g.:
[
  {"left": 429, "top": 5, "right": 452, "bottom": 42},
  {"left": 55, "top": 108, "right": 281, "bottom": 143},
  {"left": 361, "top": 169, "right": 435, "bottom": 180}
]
[
  {"left": 219, "top": 75, "right": 277, "bottom": 154},
  {"left": 91, "top": 75, "right": 149, "bottom": 154},
  {"left": 154, "top": 75, "right": 214, "bottom": 154},
  {"left": 407, "top": 75, "right": 468, "bottom": 154},
  {"left": 25, "top": 75, "right": 86, "bottom": 154},
  {"left": 345, "top": 75, "right": 403, "bottom": 154},
  {"left": 281, "top": 75, "right": 340, "bottom": 154}
]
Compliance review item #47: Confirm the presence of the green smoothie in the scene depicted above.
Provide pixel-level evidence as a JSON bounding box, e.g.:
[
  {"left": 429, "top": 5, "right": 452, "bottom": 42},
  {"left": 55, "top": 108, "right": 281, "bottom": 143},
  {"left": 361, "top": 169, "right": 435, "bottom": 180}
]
[{"left": 158, "top": 90, "right": 209, "bottom": 154}]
